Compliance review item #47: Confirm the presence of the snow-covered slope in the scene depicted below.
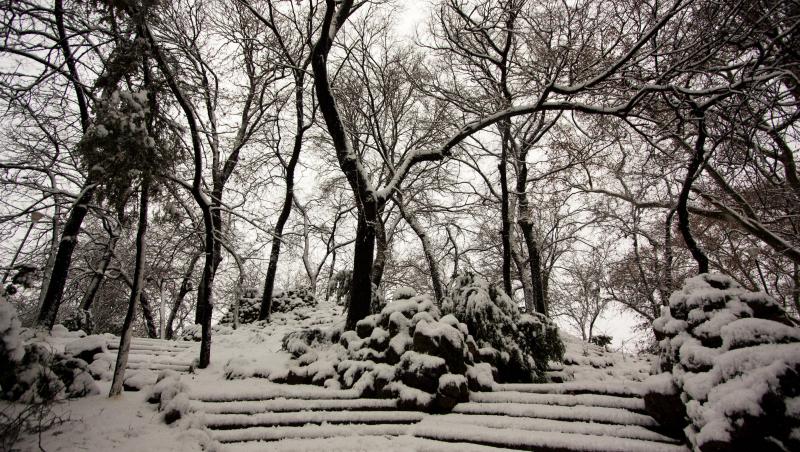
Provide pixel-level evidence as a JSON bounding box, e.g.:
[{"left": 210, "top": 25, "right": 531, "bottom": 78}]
[{"left": 9, "top": 299, "right": 682, "bottom": 451}]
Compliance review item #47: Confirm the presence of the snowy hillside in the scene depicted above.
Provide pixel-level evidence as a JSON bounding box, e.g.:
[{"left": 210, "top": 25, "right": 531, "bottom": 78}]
[{"left": 6, "top": 299, "right": 676, "bottom": 452}]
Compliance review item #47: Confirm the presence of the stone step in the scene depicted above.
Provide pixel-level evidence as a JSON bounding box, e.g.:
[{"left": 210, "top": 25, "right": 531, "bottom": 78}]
[
  {"left": 126, "top": 361, "right": 191, "bottom": 372},
  {"left": 452, "top": 402, "right": 658, "bottom": 427},
  {"left": 412, "top": 420, "right": 689, "bottom": 452},
  {"left": 210, "top": 423, "right": 410, "bottom": 443},
  {"left": 190, "top": 381, "right": 360, "bottom": 402},
  {"left": 431, "top": 413, "right": 680, "bottom": 444},
  {"left": 470, "top": 391, "right": 646, "bottom": 412},
  {"left": 222, "top": 435, "right": 519, "bottom": 451},
  {"left": 95, "top": 352, "right": 193, "bottom": 366},
  {"left": 107, "top": 343, "right": 195, "bottom": 353},
  {"left": 492, "top": 382, "right": 646, "bottom": 398},
  {"left": 192, "top": 398, "right": 399, "bottom": 414},
  {"left": 204, "top": 410, "right": 426, "bottom": 430}
]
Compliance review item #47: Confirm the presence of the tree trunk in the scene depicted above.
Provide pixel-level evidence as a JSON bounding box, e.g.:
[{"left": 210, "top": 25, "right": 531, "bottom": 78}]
[
  {"left": 399, "top": 203, "right": 444, "bottom": 304},
  {"left": 498, "top": 132, "right": 513, "bottom": 296},
  {"left": 36, "top": 183, "right": 96, "bottom": 328},
  {"left": 109, "top": 176, "right": 150, "bottom": 397},
  {"left": 197, "top": 247, "right": 214, "bottom": 368},
  {"left": 166, "top": 253, "right": 199, "bottom": 339},
  {"left": 80, "top": 231, "right": 118, "bottom": 313},
  {"left": 793, "top": 263, "right": 800, "bottom": 317},
  {"left": 139, "top": 291, "right": 158, "bottom": 339},
  {"left": 36, "top": 204, "right": 60, "bottom": 308},
  {"left": 520, "top": 222, "right": 546, "bottom": 315},
  {"left": 678, "top": 116, "right": 710, "bottom": 274},
  {"left": 347, "top": 213, "right": 376, "bottom": 330},
  {"left": 145, "top": 22, "right": 216, "bottom": 367},
  {"left": 370, "top": 213, "right": 387, "bottom": 289},
  {"left": 259, "top": 73, "right": 306, "bottom": 321},
  {"left": 196, "top": 193, "right": 225, "bottom": 325}
]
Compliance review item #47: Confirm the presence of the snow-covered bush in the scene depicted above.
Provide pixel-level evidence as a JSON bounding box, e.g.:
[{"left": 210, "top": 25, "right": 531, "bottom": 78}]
[
  {"left": 1, "top": 300, "right": 98, "bottom": 402},
  {"left": 181, "top": 323, "right": 234, "bottom": 341},
  {"left": 273, "top": 288, "right": 491, "bottom": 412},
  {"left": 62, "top": 309, "right": 94, "bottom": 334},
  {"left": 1, "top": 298, "right": 26, "bottom": 393},
  {"left": 441, "top": 273, "right": 564, "bottom": 382},
  {"left": 219, "top": 287, "right": 317, "bottom": 325},
  {"left": 272, "top": 287, "right": 317, "bottom": 313},
  {"left": 647, "top": 273, "right": 800, "bottom": 451}
]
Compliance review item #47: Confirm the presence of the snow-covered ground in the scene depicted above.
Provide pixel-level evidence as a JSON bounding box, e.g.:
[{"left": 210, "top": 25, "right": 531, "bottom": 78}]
[{"left": 7, "top": 300, "right": 669, "bottom": 452}]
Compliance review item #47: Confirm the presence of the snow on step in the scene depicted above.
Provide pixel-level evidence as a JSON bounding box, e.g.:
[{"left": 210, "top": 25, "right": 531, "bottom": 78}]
[
  {"left": 126, "top": 362, "right": 191, "bottom": 371},
  {"left": 204, "top": 410, "right": 426, "bottom": 429},
  {"left": 193, "top": 398, "right": 398, "bottom": 414},
  {"left": 412, "top": 420, "right": 689, "bottom": 452},
  {"left": 210, "top": 423, "right": 410, "bottom": 443},
  {"left": 470, "top": 391, "right": 646, "bottom": 412},
  {"left": 108, "top": 344, "right": 195, "bottom": 353},
  {"left": 452, "top": 402, "right": 657, "bottom": 427},
  {"left": 431, "top": 413, "right": 679, "bottom": 444},
  {"left": 95, "top": 352, "right": 192, "bottom": 366},
  {"left": 493, "top": 381, "right": 646, "bottom": 397},
  {"left": 223, "top": 435, "right": 519, "bottom": 452},
  {"left": 191, "top": 381, "right": 360, "bottom": 402}
]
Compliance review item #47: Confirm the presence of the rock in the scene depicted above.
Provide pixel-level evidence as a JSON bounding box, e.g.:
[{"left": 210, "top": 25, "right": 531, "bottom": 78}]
[
  {"left": 64, "top": 335, "right": 107, "bottom": 364},
  {"left": 644, "top": 389, "right": 687, "bottom": 437}
]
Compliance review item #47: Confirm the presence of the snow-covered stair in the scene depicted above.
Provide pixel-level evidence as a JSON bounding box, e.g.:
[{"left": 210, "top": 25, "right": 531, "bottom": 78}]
[
  {"left": 188, "top": 380, "right": 688, "bottom": 451},
  {"left": 103, "top": 337, "right": 197, "bottom": 373},
  {"left": 410, "top": 382, "right": 687, "bottom": 451},
  {"left": 189, "top": 381, "right": 426, "bottom": 448}
]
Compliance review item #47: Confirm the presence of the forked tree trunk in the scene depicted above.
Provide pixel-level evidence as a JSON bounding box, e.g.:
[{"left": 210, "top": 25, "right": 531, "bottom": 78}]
[{"left": 109, "top": 176, "right": 150, "bottom": 397}]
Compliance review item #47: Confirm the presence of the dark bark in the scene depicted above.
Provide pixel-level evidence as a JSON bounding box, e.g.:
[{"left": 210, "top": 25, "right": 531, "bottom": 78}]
[
  {"left": 37, "top": 184, "right": 96, "bottom": 328},
  {"left": 37, "top": 0, "right": 93, "bottom": 329},
  {"left": 115, "top": 266, "right": 159, "bottom": 339},
  {"left": 109, "top": 176, "right": 150, "bottom": 397},
  {"left": 498, "top": 122, "right": 513, "bottom": 296},
  {"left": 139, "top": 291, "right": 158, "bottom": 339},
  {"left": 145, "top": 24, "right": 215, "bottom": 368},
  {"left": 312, "top": 0, "right": 379, "bottom": 328},
  {"left": 370, "top": 212, "right": 387, "bottom": 289},
  {"left": 399, "top": 202, "right": 444, "bottom": 304},
  {"left": 678, "top": 116, "right": 710, "bottom": 274},
  {"left": 347, "top": 214, "right": 376, "bottom": 330},
  {"left": 520, "top": 221, "right": 547, "bottom": 315},
  {"left": 166, "top": 253, "right": 199, "bottom": 339},
  {"left": 80, "top": 230, "right": 118, "bottom": 313},
  {"left": 259, "top": 73, "right": 306, "bottom": 321},
  {"left": 515, "top": 132, "right": 547, "bottom": 315},
  {"left": 662, "top": 209, "right": 676, "bottom": 307},
  {"left": 793, "top": 263, "right": 800, "bottom": 317}
]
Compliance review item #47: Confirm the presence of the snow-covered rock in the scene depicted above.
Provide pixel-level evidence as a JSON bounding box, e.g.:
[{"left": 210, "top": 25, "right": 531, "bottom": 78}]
[{"left": 64, "top": 334, "right": 108, "bottom": 363}]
